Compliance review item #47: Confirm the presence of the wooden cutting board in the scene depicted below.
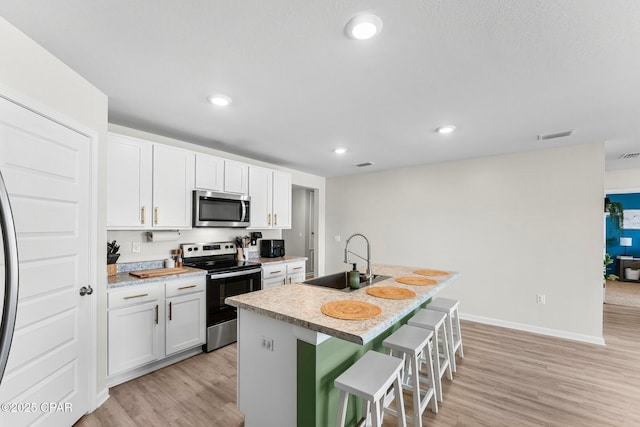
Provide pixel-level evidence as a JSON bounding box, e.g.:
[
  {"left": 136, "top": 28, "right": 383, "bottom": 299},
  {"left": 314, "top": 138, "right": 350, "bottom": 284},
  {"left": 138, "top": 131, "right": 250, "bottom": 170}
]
[{"left": 129, "top": 267, "right": 190, "bottom": 278}]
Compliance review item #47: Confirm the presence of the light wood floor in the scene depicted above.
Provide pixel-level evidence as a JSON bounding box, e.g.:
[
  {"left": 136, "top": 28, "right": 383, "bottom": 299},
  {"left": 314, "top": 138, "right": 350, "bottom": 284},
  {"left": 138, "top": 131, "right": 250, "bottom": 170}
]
[{"left": 76, "top": 303, "right": 640, "bottom": 427}]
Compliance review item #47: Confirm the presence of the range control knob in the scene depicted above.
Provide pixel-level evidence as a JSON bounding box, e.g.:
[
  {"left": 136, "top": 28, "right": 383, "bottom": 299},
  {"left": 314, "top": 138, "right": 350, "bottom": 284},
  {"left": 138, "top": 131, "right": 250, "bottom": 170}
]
[
  {"left": 187, "top": 247, "right": 193, "bottom": 252},
  {"left": 194, "top": 247, "right": 199, "bottom": 251}
]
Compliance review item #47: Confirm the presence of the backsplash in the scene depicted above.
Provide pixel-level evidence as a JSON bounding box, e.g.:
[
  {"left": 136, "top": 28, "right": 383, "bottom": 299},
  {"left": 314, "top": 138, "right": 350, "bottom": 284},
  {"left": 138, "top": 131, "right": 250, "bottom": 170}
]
[{"left": 107, "top": 228, "right": 283, "bottom": 263}]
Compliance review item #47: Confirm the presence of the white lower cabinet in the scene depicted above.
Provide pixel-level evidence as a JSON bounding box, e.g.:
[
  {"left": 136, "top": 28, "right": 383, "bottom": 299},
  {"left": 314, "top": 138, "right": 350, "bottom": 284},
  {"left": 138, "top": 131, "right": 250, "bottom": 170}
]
[
  {"left": 108, "top": 275, "right": 206, "bottom": 385},
  {"left": 286, "top": 260, "right": 306, "bottom": 284},
  {"left": 261, "top": 259, "right": 306, "bottom": 289},
  {"left": 108, "top": 284, "right": 163, "bottom": 376},
  {"left": 165, "top": 279, "right": 206, "bottom": 356},
  {"left": 262, "top": 263, "right": 286, "bottom": 290}
]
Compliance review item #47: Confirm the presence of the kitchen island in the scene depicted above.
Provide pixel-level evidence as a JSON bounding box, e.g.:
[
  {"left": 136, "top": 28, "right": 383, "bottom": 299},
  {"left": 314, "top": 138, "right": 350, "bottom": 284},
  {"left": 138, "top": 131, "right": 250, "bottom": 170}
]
[{"left": 226, "top": 264, "right": 459, "bottom": 427}]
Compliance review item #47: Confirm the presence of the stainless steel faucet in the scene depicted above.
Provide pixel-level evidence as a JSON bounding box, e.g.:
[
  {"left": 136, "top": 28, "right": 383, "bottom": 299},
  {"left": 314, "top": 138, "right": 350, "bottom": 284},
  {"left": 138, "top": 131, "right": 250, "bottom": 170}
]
[{"left": 344, "top": 233, "right": 372, "bottom": 284}]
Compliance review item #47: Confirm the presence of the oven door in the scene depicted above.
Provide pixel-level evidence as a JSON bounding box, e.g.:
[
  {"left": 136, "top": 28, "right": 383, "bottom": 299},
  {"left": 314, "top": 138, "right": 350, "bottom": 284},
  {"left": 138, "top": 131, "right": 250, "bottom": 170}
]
[
  {"left": 193, "top": 190, "right": 250, "bottom": 228},
  {"left": 206, "top": 268, "right": 262, "bottom": 327}
]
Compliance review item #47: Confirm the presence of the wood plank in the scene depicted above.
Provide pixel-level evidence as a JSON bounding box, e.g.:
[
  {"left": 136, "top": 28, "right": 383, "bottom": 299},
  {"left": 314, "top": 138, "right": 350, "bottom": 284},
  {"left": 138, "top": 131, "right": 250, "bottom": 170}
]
[{"left": 128, "top": 267, "right": 189, "bottom": 278}]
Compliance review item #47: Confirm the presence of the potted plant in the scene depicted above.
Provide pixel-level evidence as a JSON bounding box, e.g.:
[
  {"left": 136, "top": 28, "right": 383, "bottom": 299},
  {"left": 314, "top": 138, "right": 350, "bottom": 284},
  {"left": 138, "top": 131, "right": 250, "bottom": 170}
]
[
  {"left": 603, "top": 253, "right": 618, "bottom": 281},
  {"left": 603, "top": 252, "right": 618, "bottom": 299},
  {"left": 605, "top": 199, "right": 624, "bottom": 236}
]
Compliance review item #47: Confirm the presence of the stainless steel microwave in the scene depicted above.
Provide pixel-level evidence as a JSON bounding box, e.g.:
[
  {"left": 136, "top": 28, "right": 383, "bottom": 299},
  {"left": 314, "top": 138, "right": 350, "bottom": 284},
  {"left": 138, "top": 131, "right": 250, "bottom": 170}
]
[{"left": 193, "top": 190, "right": 250, "bottom": 228}]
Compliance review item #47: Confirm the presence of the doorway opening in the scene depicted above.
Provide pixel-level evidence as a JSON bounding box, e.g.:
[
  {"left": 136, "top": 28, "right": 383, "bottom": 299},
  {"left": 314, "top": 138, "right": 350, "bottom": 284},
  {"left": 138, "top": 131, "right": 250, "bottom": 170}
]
[{"left": 282, "top": 186, "right": 317, "bottom": 278}]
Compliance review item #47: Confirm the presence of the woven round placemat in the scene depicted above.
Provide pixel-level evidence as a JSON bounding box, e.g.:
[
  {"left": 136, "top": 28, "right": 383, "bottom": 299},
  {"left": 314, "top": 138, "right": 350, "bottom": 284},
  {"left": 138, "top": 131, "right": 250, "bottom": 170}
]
[
  {"left": 395, "top": 276, "right": 438, "bottom": 286},
  {"left": 366, "top": 286, "right": 417, "bottom": 300},
  {"left": 320, "top": 300, "right": 382, "bottom": 320},
  {"left": 413, "top": 269, "right": 449, "bottom": 276}
]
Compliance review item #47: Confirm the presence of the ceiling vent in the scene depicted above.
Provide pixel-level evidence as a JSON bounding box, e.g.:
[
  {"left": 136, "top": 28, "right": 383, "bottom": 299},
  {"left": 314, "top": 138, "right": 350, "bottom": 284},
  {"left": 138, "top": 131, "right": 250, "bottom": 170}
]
[
  {"left": 619, "top": 152, "right": 640, "bottom": 160},
  {"left": 537, "top": 129, "right": 575, "bottom": 141},
  {"left": 356, "top": 162, "right": 374, "bottom": 167}
]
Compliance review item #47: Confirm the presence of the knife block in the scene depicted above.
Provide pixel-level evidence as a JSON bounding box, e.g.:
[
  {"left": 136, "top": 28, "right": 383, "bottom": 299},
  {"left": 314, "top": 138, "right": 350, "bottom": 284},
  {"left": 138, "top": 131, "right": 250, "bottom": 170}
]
[{"left": 107, "top": 264, "right": 117, "bottom": 276}]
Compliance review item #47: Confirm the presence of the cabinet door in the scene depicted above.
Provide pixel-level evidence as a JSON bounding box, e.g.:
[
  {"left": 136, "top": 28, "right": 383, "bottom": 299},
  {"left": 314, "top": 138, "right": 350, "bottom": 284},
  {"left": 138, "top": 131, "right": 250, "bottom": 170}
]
[
  {"left": 107, "top": 134, "right": 152, "bottom": 228},
  {"left": 263, "top": 276, "right": 286, "bottom": 289},
  {"left": 249, "top": 166, "right": 273, "bottom": 228},
  {"left": 224, "top": 159, "right": 249, "bottom": 195},
  {"left": 153, "top": 144, "right": 194, "bottom": 228},
  {"left": 272, "top": 171, "right": 292, "bottom": 229},
  {"left": 108, "top": 300, "right": 161, "bottom": 376},
  {"left": 166, "top": 292, "right": 206, "bottom": 356},
  {"left": 195, "top": 153, "right": 224, "bottom": 191}
]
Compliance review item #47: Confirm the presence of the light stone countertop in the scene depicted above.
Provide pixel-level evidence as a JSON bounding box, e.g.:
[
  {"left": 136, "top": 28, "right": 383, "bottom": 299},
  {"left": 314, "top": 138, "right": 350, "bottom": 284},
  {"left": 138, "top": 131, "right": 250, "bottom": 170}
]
[{"left": 225, "top": 263, "right": 459, "bottom": 345}]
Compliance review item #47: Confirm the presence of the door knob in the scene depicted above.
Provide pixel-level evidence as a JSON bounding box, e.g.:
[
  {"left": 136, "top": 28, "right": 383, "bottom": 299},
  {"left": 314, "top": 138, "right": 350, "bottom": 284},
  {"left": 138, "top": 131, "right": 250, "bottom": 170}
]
[{"left": 79, "top": 285, "right": 94, "bottom": 296}]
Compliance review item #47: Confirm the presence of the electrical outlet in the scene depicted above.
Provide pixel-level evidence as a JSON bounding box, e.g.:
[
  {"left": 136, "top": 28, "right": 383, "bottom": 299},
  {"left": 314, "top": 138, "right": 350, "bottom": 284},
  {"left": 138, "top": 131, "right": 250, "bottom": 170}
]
[
  {"left": 334, "top": 235, "right": 341, "bottom": 243},
  {"left": 261, "top": 337, "right": 274, "bottom": 351},
  {"left": 132, "top": 241, "right": 141, "bottom": 253},
  {"left": 536, "top": 294, "right": 546, "bottom": 304}
]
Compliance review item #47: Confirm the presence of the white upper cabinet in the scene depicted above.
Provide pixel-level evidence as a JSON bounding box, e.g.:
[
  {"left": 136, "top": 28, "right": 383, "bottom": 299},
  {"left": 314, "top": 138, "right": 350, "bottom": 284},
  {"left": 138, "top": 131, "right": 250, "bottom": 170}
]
[
  {"left": 107, "top": 133, "right": 194, "bottom": 229},
  {"left": 272, "top": 171, "right": 292, "bottom": 228},
  {"left": 194, "top": 153, "right": 224, "bottom": 192},
  {"left": 249, "top": 166, "right": 273, "bottom": 228},
  {"left": 107, "top": 134, "right": 153, "bottom": 228},
  {"left": 248, "top": 166, "right": 292, "bottom": 229},
  {"left": 224, "top": 159, "right": 249, "bottom": 195},
  {"left": 152, "top": 144, "right": 194, "bottom": 228}
]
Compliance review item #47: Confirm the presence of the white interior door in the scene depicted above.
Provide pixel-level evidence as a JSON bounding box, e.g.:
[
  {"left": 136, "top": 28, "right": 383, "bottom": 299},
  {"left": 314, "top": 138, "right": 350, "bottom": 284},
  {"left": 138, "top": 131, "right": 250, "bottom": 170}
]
[{"left": 0, "top": 96, "right": 91, "bottom": 426}]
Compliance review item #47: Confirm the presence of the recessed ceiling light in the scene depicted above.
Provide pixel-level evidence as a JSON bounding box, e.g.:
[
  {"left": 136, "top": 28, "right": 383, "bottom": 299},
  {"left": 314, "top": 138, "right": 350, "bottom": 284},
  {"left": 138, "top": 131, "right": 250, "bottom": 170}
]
[
  {"left": 436, "top": 125, "right": 456, "bottom": 134},
  {"left": 345, "top": 14, "right": 383, "bottom": 40},
  {"left": 208, "top": 94, "right": 232, "bottom": 107},
  {"left": 333, "top": 147, "right": 347, "bottom": 154}
]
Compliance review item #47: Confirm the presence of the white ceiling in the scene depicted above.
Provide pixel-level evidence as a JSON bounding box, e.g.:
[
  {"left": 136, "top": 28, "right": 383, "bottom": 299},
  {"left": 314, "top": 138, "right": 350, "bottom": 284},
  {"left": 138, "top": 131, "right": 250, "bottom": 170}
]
[{"left": 2, "top": 1, "right": 640, "bottom": 177}]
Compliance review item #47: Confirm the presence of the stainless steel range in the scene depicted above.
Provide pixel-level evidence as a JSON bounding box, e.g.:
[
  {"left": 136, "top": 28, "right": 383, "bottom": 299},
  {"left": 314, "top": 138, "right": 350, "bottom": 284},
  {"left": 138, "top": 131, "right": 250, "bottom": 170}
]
[{"left": 181, "top": 241, "right": 262, "bottom": 352}]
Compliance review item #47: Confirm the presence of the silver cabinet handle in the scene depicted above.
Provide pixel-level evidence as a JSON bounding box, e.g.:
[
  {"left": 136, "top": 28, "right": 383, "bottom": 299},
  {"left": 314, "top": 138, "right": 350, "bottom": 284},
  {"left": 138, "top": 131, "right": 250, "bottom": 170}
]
[
  {"left": 124, "top": 293, "right": 149, "bottom": 300},
  {"left": 0, "top": 170, "right": 19, "bottom": 384}
]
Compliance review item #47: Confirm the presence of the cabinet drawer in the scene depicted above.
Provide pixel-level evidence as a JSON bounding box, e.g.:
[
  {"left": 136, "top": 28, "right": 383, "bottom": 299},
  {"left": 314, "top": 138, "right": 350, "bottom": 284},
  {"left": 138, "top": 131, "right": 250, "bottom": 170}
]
[
  {"left": 165, "top": 276, "right": 206, "bottom": 298},
  {"left": 108, "top": 284, "right": 162, "bottom": 309},
  {"left": 262, "top": 264, "right": 286, "bottom": 278},
  {"left": 286, "top": 261, "right": 305, "bottom": 275}
]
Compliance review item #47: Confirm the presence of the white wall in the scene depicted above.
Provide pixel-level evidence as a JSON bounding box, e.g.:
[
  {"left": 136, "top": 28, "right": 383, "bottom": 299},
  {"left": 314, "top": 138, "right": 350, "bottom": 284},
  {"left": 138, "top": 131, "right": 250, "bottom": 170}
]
[
  {"left": 325, "top": 143, "right": 605, "bottom": 343},
  {"left": 107, "top": 124, "right": 326, "bottom": 273},
  {"left": 605, "top": 168, "right": 640, "bottom": 192},
  {"left": 0, "top": 17, "right": 110, "bottom": 403}
]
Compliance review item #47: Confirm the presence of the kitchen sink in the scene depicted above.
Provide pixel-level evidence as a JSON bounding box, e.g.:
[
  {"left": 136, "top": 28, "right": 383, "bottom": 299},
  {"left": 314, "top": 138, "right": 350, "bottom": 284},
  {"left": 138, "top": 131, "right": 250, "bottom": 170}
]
[{"left": 302, "top": 272, "right": 391, "bottom": 291}]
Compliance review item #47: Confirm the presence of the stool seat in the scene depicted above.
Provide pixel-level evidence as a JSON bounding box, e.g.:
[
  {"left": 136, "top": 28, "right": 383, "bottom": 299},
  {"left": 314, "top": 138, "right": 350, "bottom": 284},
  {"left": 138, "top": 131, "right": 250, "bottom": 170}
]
[
  {"left": 334, "top": 351, "right": 407, "bottom": 427},
  {"left": 426, "top": 298, "right": 464, "bottom": 372},
  {"left": 409, "top": 309, "right": 447, "bottom": 330},
  {"left": 426, "top": 297, "right": 459, "bottom": 312},
  {"left": 383, "top": 324, "right": 433, "bottom": 357}
]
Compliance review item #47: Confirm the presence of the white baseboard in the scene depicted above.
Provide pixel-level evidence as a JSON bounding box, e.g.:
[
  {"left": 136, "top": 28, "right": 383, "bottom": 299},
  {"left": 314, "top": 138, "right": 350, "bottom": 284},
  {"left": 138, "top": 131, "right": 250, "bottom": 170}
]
[{"left": 459, "top": 312, "right": 606, "bottom": 346}]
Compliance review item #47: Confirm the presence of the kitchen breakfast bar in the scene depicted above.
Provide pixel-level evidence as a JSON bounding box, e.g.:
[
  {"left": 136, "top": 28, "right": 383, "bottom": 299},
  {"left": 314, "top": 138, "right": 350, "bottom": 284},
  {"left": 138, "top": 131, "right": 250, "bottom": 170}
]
[{"left": 226, "top": 264, "right": 459, "bottom": 427}]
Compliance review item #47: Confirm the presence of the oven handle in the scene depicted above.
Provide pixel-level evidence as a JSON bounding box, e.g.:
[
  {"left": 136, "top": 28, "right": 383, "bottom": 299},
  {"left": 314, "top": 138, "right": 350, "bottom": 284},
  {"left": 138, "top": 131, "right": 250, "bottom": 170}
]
[{"left": 209, "top": 268, "right": 262, "bottom": 280}]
